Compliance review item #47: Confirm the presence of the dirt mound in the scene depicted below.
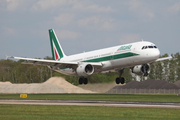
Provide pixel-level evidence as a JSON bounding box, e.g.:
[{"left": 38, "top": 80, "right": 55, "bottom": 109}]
[
  {"left": 45, "top": 77, "right": 95, "bottom": 93},
  {"left": 109, "top": 79, "right": 180, "bottom": 91},
  {"left": 0, "top": 83, "right": 67, "bottom": 94},
  {"left": 0, "top": 81, "right": 12, "bottom": 84},
  {"left": 0, "top": 77, "right": 94, "bottom": 94}
]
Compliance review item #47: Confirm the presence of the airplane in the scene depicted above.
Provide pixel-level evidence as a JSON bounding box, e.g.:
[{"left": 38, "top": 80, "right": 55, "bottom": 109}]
[{"left": 7, "top": 29, "right": 172, "bottom": 85}]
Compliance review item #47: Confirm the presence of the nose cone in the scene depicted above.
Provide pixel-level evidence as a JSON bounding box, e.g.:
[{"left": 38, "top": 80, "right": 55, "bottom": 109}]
[
  {"left": 155, "top": 49, "right": 160, "bottom": 58},
  {"left": 143, "top": 49, "right": 160, "bottom": 62}
]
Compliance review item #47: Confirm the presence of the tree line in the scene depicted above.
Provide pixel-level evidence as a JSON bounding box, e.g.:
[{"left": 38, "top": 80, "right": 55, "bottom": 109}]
[{"left": 0, "top": 53, "right": 179, "bottom": 85}]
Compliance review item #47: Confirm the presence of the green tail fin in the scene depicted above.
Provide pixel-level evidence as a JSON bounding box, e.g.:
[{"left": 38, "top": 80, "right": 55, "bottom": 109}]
[{"left": 49, "top": 29, "right": 66, "bottom": 61}]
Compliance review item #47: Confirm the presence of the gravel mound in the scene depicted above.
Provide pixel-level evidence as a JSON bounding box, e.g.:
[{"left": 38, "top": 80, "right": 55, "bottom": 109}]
[
  {"left": 0, "top": 77, "right": 94, "bottom": 94},
  {"left": 174, "top": 80, "right": 180, "bottom": 87},
  {"left": 110, "top": 79, "right": 180, "bottom": 90}
]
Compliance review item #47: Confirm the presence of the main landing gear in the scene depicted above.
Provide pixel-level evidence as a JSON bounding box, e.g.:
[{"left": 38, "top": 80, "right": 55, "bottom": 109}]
[
  {"left": 79, "top": 77, "right": 88, "bottom": 85},
  {"left": 116, "top": 69, "right": 125, "bottom": 84}
]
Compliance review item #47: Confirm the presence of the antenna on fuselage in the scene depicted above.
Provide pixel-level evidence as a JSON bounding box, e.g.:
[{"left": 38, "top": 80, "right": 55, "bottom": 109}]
[{"left": 142, "top": 39, "right": 143, "bottom": 42}]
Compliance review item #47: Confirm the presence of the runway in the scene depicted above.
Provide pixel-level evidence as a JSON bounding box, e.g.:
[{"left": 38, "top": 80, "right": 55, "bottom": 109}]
[{"left": 1, "top": 99, "right": 180, "bottom": 109}]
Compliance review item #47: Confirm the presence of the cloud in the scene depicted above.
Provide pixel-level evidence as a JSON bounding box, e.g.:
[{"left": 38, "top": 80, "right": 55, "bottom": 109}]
[
  {"left": 168, "top": 2, "right": 180, "bottom": 13},
  {"left": 55, "top": 30, "right": 82, "bottom": 39},
  {"left": 86, "top": 5, "right": 114, "bottom": 12},
  {"left": 6, "top": 0, "right": 23, "bottom": 11},
  {"left": 72, "top": 2, "right": 115, "bottom": 12},
  {"left": 119, "top": 34, "right": 140, "bottom": 44},
  {"left": 127, "top": 0, "right": 155, "bottom": 20},
  {"left": 31, "top": 0, "right": 67, "bottom": 11},
  {"left": 54, "top": 13, "right": 75, "bottom": 26},
  {"left": 78, "top": 16, "right": 115, "bottom": 30},
  {"left": 5, "top": 27, "right": 16, "bottom": 35},
  {"left": 31, "top": 0, "right": 114, "bottom": 12},
  {"left": 128, "top": 0, "right": 141, "bottom": 9}
]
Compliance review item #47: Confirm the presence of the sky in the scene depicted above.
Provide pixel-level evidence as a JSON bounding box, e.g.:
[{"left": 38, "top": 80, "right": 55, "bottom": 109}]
[{"left": 0, "top": 0, "right": 180, "bottom": 59}]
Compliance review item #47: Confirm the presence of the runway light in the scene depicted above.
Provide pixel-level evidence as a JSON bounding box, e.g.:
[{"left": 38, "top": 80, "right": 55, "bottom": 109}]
[{"left": 20, "top": 94, "right": 27, "bottom": 98}]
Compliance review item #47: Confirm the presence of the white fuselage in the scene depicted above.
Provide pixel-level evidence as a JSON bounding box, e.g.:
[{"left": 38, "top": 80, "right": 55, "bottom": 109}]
[{"left": 56, "top": 41, "right": 160, "bottom": 76}]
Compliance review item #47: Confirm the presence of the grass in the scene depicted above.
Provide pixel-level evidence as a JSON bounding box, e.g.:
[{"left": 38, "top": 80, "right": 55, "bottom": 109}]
[
  {"left": 1, "top": 93, "right": 180, "bottom": 102},
  {"left": 0, "top": 104, "right": 180, "bottom": 120},
  {"left": 1, "top": 94, "right": 180, "bottom": 120}
]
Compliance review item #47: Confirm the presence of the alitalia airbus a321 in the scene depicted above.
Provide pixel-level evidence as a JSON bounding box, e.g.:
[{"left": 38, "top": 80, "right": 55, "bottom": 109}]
[{"left": 7, "top": 29, "right": 172, "bottom": 85}]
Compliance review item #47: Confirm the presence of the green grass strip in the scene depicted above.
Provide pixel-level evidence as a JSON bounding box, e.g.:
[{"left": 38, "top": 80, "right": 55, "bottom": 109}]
[
  {"left": 0, "top": 104, "right": 180, "bottom": 120},
  {"left": 1, "top": 93, "right": 180, "bottom": 103}
]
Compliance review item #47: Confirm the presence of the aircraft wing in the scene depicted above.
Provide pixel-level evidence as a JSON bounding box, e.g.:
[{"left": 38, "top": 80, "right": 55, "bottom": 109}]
[
  {"left": 155, "top": 56, "right": 172, "bottom": 62},
  {"left": 7, "top": 56, "right": 103, "bottom": 69}
]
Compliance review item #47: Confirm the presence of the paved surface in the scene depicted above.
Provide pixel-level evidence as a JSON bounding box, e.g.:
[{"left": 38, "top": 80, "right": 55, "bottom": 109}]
[{"left": 1, "top": 99, "right": 180, "bottom": 109}]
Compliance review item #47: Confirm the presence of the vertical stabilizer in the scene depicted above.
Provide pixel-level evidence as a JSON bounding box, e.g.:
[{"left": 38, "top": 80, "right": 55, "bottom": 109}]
[{"left": 49, "top": 29, "right": 66, "bottom": 61}]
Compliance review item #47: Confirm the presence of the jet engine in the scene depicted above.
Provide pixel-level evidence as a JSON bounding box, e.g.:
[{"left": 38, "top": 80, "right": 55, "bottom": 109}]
[
  {"left": 132, "top": 64, "right": 150, "bottom": 76},
  {"left": 76, "top": 63, "right": 94, "bottom": 76}
]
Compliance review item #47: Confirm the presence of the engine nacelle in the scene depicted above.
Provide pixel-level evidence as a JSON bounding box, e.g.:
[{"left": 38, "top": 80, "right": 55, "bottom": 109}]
[
  {"left": 76, "top": 63, "right": 94, "bottom": 76},
  {"left": 132, "top": 64, "right": 150, "bottom": 76}
]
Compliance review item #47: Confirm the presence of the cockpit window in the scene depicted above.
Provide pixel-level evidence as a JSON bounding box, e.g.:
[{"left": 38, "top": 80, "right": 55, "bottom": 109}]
[
  {"left": 142, "top": 45, "right": 157, "bottom": 50},
  {"left": 148, "top": 46, "right": 153, "bottom": 48}
]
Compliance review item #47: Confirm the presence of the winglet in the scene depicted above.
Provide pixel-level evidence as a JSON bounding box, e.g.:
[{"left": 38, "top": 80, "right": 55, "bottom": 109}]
[
  {"left": 6, "top": 55, "right": 16, "bottom": 60},
  {"left": 168, "top": 55, "right": 173, "bottom": 59},
  {"left": 6, "top": 55, "right": 14, "bottom": 60}
]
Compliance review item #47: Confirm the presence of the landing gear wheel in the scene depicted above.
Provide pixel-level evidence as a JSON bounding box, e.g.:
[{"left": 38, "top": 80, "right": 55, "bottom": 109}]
[
  {"left": 115, "top": 69, "right": 126, "bottom": 84},
  {"left": 120, "top": 77, "right": 125, "bottom": 84},
  {"left": 84, "top": 78, "right": 88, "bottom": 85},
  {"left": 116, "top": 77, "right": 120, "bottom": 84},
  {"left": 79, "top": 78, "right": 88, "bottom": 85},
  {"left": 116, "top": 77, "right": 125, "bottom": 84},
  {"left": 79, "top": 78, "right": 84, "bottom": 85}
]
